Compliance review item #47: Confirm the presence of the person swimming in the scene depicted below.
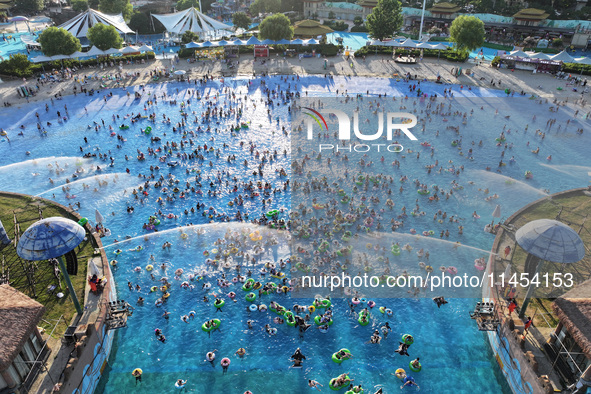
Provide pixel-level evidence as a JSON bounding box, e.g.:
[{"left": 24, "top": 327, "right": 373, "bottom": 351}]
[
  {"left": 291, "top": 348, "right": 306, "bottom": 367},
  {"left": 433, "top": 296, "right": 448, "bottom": 308},
  {"left": 395, "top": 342, "right": 410, "bottom": 356}
]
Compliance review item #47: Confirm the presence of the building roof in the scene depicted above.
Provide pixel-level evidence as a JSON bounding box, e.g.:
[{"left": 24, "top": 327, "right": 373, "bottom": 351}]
[
  {"left": 429, "top": 2, "right": 461, "bottom": 13},
  {"left": 513, "top": 8, "right": 550, "bottom": 20},
  {"left": 0, "top": 285, "right": 45, "bottom": 371},
  {"left": 325, "top": 1, "right": 364, "bottom": 11},
  {"left": 552, "top": 278, "right": 591, "bottom": 358},
  {"left": 357, "top": 0, "right": 378, "bottom": 8},
  {"left": 152, "top": 7, "right": 232, "bottom": 34},
  {"left": 293, "top": 19, "right": 334, "bottom": 37},
  {"left": 58, "top": 9, "right": 134, "bottom": 38}
]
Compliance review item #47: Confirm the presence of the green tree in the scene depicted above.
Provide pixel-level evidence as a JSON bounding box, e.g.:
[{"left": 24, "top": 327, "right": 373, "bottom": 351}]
[
  {"left": 0, "top": 54, "right": 32, "bottom": 77},
  {"left": 353, "top": 16, "right": 363, "bottom": 27},
  {"left": 250, "top": 0, "right": 280, "bottom": 15},
  {"left": 14, "top": 0, "right": 43, "bottom": 13},
  {"left": 176, "top": 0, "right": 199, "bottom": 10},
  {"left": 232, "top": 12, "right": 251, "bottom": 31},
  {"left": 181, "top": 31, "right": 199, "bottom": 44},
  {"left": 89, "top": 0, "right": 100, "bottom": 9},
  {"left": 328, "top": 11, "right": 336, "bottom": 19},
  {"left": 551, "top": 38, "right": 563, "bottom": 48},
  {"left": 87, "top": 23, "right": 124, "bottom": 50},
  {"left": 71, "top": 0, "right": 89, "bottom": 12},
  {"left": 259, "top": 13, "right": 293, "bottom": 41},
  {"left": 366, "top": 0, "right": 402, "bottom": 40},
  {"left": 99, "top": 0, "right": 133, "bottom": 20},
  {"left": 38, "top": 26, "right": 81, "bottom": 56},
  {"left": 128, "top": 11, "right": 151, "bottom": 34},
  {"left": 449, "top": 15, "right": 485, "bottom": 51}
]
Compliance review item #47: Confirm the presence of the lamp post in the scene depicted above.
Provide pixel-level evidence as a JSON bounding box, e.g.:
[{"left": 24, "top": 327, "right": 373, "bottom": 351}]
[
  {"left": 418, "top": 0, "right": 427, "bottom": 41},
  {"left": 17, "top": 217, "right": 86, "bottom": 315}
]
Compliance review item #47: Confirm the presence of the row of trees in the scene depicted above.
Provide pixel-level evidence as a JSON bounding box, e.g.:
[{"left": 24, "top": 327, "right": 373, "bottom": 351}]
[
  {"left": 37, "top": 23, "right": 123, "bottom": 56},
  {"left": 365, "top": 0, "right": 484, "bottom": 51}
]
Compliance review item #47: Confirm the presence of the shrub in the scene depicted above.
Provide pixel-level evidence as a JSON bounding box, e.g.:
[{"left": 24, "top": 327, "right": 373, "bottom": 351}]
[{"left": 350, "top": 25, "right": 369, "bottom": 33}]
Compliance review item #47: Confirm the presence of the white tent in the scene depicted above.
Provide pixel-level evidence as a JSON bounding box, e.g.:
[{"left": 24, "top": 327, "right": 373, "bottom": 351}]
[
  {"left": 528, "top": 52, "right": 550, "bottom": 59},
  {"left": 551, "top": 50, "right": 575, "bottom": 63},
  {"left": 138, "top": 44, "right": 153, "bottom": 52},
  {"left": 575, "top": 57, "right": 591, "bottom": 65},
  {"left": 58, "top": 9, "right": 134, "bottom": 38},
  {"left": 152, "top": 7, "right": 232, "bottom": 34},
  {"left": 86, "top": 46, "right": 106, "bottom": 56},
  {"left": 31, "top": 55, "right": 53, "bottom": 63},
  {"left": 400, "top": 38, "right": 417, "bottom": 48},
  {"left": 120, "top": 46, "right": 140, "bottom": 54},
  {"left": 509, "top": 50, "right": 529, "bottom": 58}
]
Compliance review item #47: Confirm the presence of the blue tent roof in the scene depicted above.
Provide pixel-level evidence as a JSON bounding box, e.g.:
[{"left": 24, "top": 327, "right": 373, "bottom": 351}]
[
  {"left": 16, "top": 217, "right": 85, "bottom": 261},
  {"left": 276, "top": 39, "right": 290, "bottom": 45},
  {"left": 261, "top": 39, "right": 275, "bottom": 45},
  {"left": 515, "top": 219, "right": 585, "bottom": 263},
  {"left": 185, "top": 41, "right": 201, "bottom": 48},
  {"left": 245, "top": 36, "right": 261, "bottom": 45}
]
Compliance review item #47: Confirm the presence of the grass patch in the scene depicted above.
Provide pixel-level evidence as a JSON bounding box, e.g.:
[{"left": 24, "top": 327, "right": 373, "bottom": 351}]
[{"left": 0, "top": 193, "right": 96, "bottom": 335}]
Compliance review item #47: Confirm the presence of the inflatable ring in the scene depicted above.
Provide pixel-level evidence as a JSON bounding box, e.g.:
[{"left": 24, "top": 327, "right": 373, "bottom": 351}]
[
  {"left": 110, "top": 260, "right": 118, "bottom": 266},
  {"left": 132, "top": 368, "right": 142, "bottom": 376},
  {"left": 402, "top": 334, "right": 414, "bottom": 345},
  {"left": 146, "top": 264, "right": 153, "bottom": 271},
  {"left": 385, "top": 308, "right": 393, "bottom": 316},
  {"left": 308, "top": 305, "right": 315, "bottom": 313},
  {"left": 314, "top": 315, "right": 333, "bottom": 326},
  {"left": 162, "top": 292, "right": 170, "bottom": 299},
  {"left": 214, "top": 299, "right": 225, "bottom": 308},
  {"left": 409, "top": 360, "right": 422, "bottom": 372},
  {"left": 284, "top": 311, "right": 296, "bottom": 326},
  {"left": 201, "top": 319, "right": 221, "bottom": 332},
  {"left": 150, "top": 286, "right": 158, "bottom": 292},
  {"left": 395, "top": 368, "right": 406, "bottom": 380},
  {"left": 332, "top": 348, "right": 351, "bottom": 364},
  {"left": 249, "top": 304, "right": 258, "bottom": 312},
  {"left": 329, "top": 375, "right": 350, "bottom": 390},
  {"left": 77, "top": 217, "right": 88, "bottom": 226},
  {"left": 245, "top": 292, "right": 257, "bottom": 302},
  {"left": 220, "top": 357, "right": 230, "bottom": 367},
  {"left": 379, "top": 306, "right": 386, "bottom": 314}
]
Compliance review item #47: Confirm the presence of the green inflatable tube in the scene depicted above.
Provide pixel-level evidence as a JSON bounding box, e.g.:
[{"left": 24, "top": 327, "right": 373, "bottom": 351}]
[
  {"left": 409, "top": 360, "right": 421, "bottom": 372},
  {"left": 314, "top": 315, "right": 334, "bottom": 326},
  {"left": 214, "top": 299, "right": 225, "bottom": 308},
  {"left": 201, "top": 319, "right": 221, "bottom": 332},
  {"left": 329, "top": 376, "right": 350, "bottom": 391},
  {"left": 77, "top": 217, "right": 88, "bottom": 226},
  {"left": 284, "top": 311, "right": 296, "bottom": 327},
  {"left": 242, "top": 278, "right": 255, "bottom": 291},
  {"left": 402, "top": 334, "right": 414, "bottom": 345},
  {"left": 332, "top": 348, "right": 351, "bottom": 364},
  {"left": 245, "top": 292, "right": 256, "bottom": 302},
  {"left": 358, "top": 311, "right": 369, "bottom": 326}
]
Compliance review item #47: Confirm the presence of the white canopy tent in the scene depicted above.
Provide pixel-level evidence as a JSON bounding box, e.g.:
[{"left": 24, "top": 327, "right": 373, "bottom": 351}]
[
  {"left": 58, "top": 9, "right": 134, "bottom": 38},
  {"left": 152, "top": 7, "right": 232, "bottom": 34}
]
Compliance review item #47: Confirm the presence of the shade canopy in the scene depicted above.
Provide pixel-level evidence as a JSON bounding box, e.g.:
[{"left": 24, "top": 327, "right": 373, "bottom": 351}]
[
  {"left": 492, "top": 204, "right": 501, "bottom": 218},
  {"left": 575, "top": 56, "right": 591, "bottom": 65},
  {"left": 515, "top": 219, "right": 585, "bottom": 263},
  {"left": 95, "top": 209, "right": 105, "bottom": 224},
  {"left": 9, "top": 16, "right": 29, "bottom": 22},
  {"left": 16, "top": 217, "right": 85, "bottom": 261},
  {"left": 138, "top": 44, "right": 153, "bottom": 52},
  {"left": 400, "top": 38, "right": 417, "bottom": 48},
  {"left": 551, "top": 50, "right": 575, "bottom": 62},
  {"left": 86, "top": 46, "right": 105, "bottom": 56},
  {"left": 120, "top": 46, "right": 140, "bottom": 54},
  {"left": 528, "top": 52, "right": 551, "bottom": 59},
  {"left": 58, "top": 9, "right": 134, "bottom": 38},
  {"left": 261, "top": 39, "right": 275, "bottom": 45},
  {"left": 152, "top": 7, "right": 231, "bottom": 34},
  {"left": 245, "top": 36, "right": 261, "bottom": 45}
]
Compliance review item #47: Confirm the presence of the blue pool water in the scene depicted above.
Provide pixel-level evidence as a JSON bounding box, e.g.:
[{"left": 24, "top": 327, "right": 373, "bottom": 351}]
[{"left": 0, "top": 76, "right": 589, "bottom": 393}]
